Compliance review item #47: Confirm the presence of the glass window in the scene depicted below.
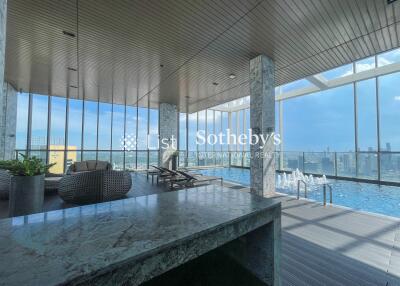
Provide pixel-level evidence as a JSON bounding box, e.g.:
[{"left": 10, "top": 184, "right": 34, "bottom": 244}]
[
  {"left": 67, "top": 99, "right": 83, "bottom": 150},
  {"left": 377, "top": 48, "right": 400, "bottom": 67},
  {"left": 206, "top": 110, "right": 214, "bottom": 165},
  {"left": 125, "top": 105, "right": 137, "bottom": 149},
  {"left": 206, "top": 110, "right": 214, "bottom": 152},
  {"left": 197, "top": 110, "right": 206, "bottom": 152},
  {"left": 48, "top": 97, "right": 67, "bottom": 173},
  {"left": 179, "top": 113, "right": 187, "bottom": 151},
  {"left": 137, "top": 106, "right": 148, "bottom": 150},
  {"left": 188, "top": 112, "right": 197, "bottom": 166},
  {"left": 112, "top": 104, "right": 125, "bottom": 151},
  {"left": 98, "top": 102, "right": 112, "bottom": 150},
  {"left": 281, "top": 79, "right": 312, "bottom": 93},
  {"left": 15, "top": 93, "right": 29, "bottom": 151},
  {"left": 111, "top": 104, "right": 125, "bottom": 170},
  {"left": 275, "top": 102, "right": 279, "bottom": 134},
  {"left": 66, "top": 99, "right": 82, "bottom": 165},
  {"left": 125, "top": 105, "right": 137, "bottom": 170},
  {"left": 230, "top": 111, "right": 237, "bottom": 151},
  {"left": 30, "top": 94, "right": 48, "bottom": 152},
  {"left": 214, "top": 111, "right": 221, "bottom": 153},
  {"left": 357, "top": 153, "right": 378, "bottom": 180},
  {"left": 49, "top": 97, "right": 66, "bottom": 147},
  {"left": 197, "top": 110, "right": 206, "bottom": 166},
  {"left": 283, "top": 84, "right": 355, "bottom": 152},
  {"left": 178, "top": 112, "right": 187, "bottom": 167},
  {"left": 221, "top": 112, "right": 229, "bottom": 151},
  {"left": 238, "top": 110, "right": 244, "bottom": 151},
  {"left": 379, "top": 72, "right": 400, "bottom": 151},
  {"left": 320, "top": 63, "right": 353, "bottom": 80},
  {"left": 148, "top": 107, "right": 159, "bottom": 166},
  {"left": 355, "top": 56, "right": 375, "bottom": 73},
  {"left": 245, "top": 109, "right": 250, "bottom": 152},
  {"left": 356, "top": 79, "right": 377, "bottom": 151},
  {"left": 83, "top": 100, "right": 98, "bottom": 150},
  {"left": 137, "top": 98, "right": 148, "bottom": 169},
  {"left": 188, "top": 112, "right": 197, "bottom": 152},
  {"left": 148, "top": 107, "right": 159, "bottom": 150}
]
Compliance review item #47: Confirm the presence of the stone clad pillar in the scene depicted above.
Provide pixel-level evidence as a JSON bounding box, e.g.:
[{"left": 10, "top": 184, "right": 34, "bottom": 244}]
[
  {"left": 249, "top": 55, "right": 275, "bottom": 197},
  {"left": 0, "top": 0, "right": 17, "bottom": 160},
  {"left": 159, "top": 103, "right": 178, "bottom": 168},
  {"left": 0, "top": 0, "right": 6, "bottom": 83}
]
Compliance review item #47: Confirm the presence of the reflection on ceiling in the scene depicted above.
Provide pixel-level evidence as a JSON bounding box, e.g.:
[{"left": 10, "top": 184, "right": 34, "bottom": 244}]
[{"left": 5, "top": 0, "right": 400, "bottom": 112}]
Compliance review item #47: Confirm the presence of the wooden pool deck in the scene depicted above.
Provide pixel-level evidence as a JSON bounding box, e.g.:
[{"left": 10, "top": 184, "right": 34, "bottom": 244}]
[{"left": 276, "top": 195, "right": 400, "bottom": 286}]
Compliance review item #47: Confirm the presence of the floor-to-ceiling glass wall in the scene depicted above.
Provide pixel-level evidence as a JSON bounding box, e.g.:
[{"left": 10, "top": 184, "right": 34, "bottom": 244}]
[
  {"left": 148, "top": 104, "right": 159, "bottom": 167},
  {"left": 176, "top": 47, "right": 400, "bottom": 185},
  {"left": 111, "top": 103, "right": 125, "bottom": 170},
  {"left": 48, "top": 96, "right": 67, "bottom": 173},
  {"left": 15, "top": 93, "right": 159, "bottom": 173},
  {"left": 178, "top": 112, "right": 187, "bottom": 167}
]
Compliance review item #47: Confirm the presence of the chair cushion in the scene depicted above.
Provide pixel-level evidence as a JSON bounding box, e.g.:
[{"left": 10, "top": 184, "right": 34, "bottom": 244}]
[
  {"left": 75, "top": 161, "right": 88, "bottom": 172},
  {"left": 96, "top": 161, "right": 109, "bottom": 170},
  {"left": 86, "top": 160, "right": 97, "bottom": 170}
]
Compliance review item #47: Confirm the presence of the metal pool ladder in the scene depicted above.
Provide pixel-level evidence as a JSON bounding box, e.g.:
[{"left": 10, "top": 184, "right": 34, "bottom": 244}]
[
  {"left": 322, "top": 184, "right": 333, "bottom": 206},
  {"left": 297, "top": 180, "right": 307, "bottom": 199}
]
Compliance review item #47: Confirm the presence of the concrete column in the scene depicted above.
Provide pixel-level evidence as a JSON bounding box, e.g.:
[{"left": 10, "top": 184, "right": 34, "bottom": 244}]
[
  {"left": 249, "top": 55, "right": 275, "bottom": 197},
  {"left": 159, "top": 103, "right": 178, "bottom": 167},
  {"left": 0, "top": 0, "right": 17, "bottom": 160}
]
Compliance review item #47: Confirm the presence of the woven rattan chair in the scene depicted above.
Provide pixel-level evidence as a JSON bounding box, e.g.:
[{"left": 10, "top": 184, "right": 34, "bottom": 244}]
[
  {"left": 0, "top": 170, "right": 11, "bottom": 200},
  {"left": 58, "top": 170, "right": 132, "bottom": 204}
]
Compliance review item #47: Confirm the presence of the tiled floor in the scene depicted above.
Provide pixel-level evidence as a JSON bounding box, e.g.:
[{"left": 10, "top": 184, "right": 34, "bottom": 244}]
[
  {"left": 1, "top": 173, "right": 399, "bottom": 285},
  {"left": 0, "top": 172, "right": 170, "bottom": 219}
]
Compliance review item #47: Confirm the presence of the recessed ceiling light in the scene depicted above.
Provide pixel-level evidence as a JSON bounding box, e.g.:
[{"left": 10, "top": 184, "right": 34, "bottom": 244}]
[
  {"left": 63, "top": 31, "right": 75, "bottom": 37},
  {"left": 212, "top": 82, "right": 219, "bottom": 86},
  {"left": 229, "top": 74, "right": 236, "bottom": 79}
]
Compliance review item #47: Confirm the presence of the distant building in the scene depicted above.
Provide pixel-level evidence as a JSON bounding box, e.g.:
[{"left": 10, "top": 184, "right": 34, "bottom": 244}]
[{"left": 48, "top": 145, "right": 77, "bottom": 174}]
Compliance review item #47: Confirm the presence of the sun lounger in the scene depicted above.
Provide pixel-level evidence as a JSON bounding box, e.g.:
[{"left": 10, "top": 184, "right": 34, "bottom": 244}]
[{"left": 169, "top": 170, "right": 223, "bottom": 189}]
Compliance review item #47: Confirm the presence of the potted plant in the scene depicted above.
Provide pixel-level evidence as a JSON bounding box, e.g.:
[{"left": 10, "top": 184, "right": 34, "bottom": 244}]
[{"left": 0, "top": 154, "right": 55, "bottom": 217}]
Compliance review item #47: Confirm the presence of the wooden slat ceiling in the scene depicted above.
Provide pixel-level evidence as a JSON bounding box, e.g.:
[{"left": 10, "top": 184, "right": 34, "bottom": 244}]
[{"left": 5, "top": 0, "right": 400, "bottom": 112}]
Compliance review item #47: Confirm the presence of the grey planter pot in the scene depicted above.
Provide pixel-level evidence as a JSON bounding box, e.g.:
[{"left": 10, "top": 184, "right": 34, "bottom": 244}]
[{"left": 9, "top": 174, "right": 45, "bottom": 217}]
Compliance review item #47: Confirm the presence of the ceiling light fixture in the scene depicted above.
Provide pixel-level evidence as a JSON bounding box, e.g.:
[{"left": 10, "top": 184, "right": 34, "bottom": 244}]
[
  {"left": 62, "top": 30, "right": 76, "bottom": 37},
  {"left": 228, "top": 74, "right": 236, "bottom": 79}
]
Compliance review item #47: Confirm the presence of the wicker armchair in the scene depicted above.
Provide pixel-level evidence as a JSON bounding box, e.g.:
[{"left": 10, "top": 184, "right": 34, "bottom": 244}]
[
  {"left": 0, "top": 170, "right": 11, "bottom": 200},
  {"left": 58, "top": 170, "right": 132, "bottom": 204}
]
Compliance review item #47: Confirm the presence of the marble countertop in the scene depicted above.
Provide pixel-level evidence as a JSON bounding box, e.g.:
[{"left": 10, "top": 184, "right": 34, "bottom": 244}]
[{"left": 0, "top": 185, "right": 280, "bottom": 286}]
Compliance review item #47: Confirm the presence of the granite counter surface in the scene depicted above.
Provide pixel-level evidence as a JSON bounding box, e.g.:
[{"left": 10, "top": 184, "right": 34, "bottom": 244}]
[{"left": 0, "top": 185, "right": 280, "bottom": 286}]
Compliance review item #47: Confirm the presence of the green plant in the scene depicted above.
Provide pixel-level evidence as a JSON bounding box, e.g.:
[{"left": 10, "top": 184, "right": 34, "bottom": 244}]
[{"left": 0, "top": 154, "right": 55, "bottom": 176}]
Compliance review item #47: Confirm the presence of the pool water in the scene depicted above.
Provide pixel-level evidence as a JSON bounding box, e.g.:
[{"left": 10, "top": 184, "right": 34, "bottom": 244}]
[{"left": 197, "top": 167, "right": 400, "bottom": 218}]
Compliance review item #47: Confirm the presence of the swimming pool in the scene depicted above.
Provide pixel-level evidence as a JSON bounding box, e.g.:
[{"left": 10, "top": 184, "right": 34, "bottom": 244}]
[{"left": 197, "top": 167, "right": 400, "bottom": 218}]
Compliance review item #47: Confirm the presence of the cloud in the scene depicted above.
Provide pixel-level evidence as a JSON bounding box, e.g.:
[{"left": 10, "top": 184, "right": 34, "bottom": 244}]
[
  {"left": 377, "top": 57, "right": 393, "bottom": 67},
  {"left": 355, "top": 63, "right": 375, "bottom": 72}
]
